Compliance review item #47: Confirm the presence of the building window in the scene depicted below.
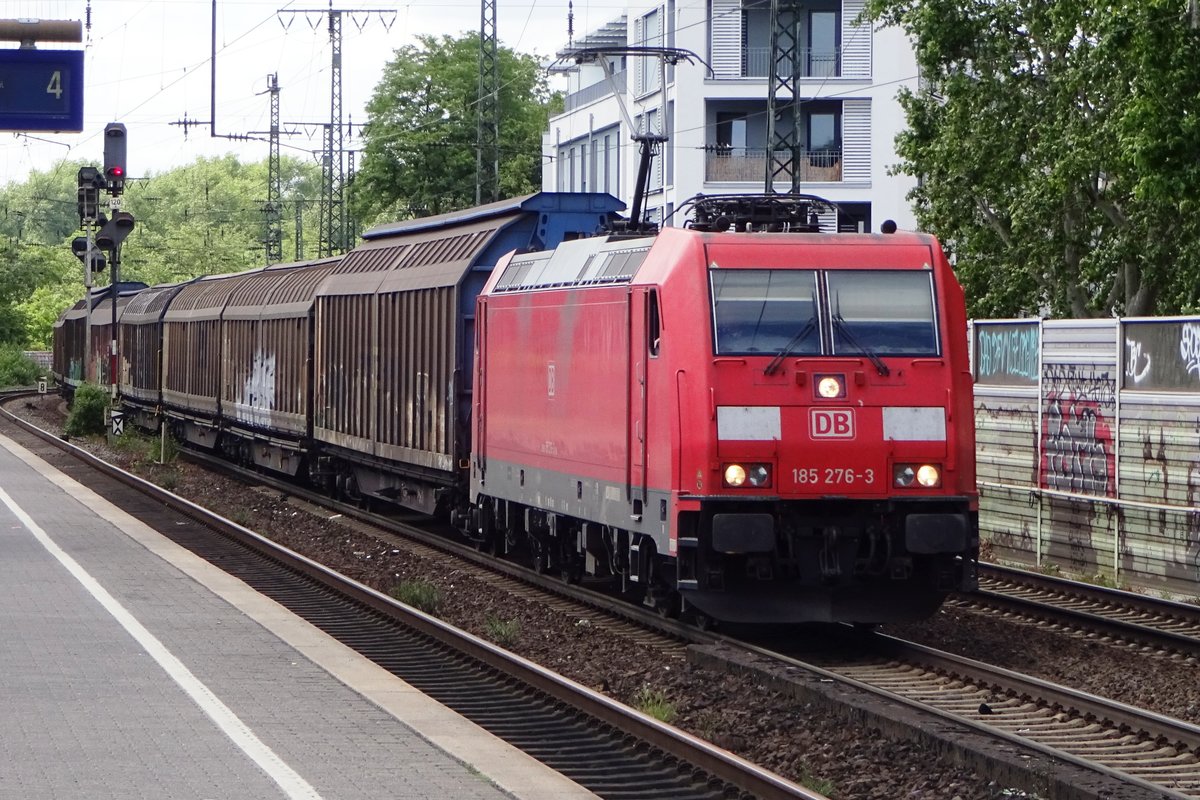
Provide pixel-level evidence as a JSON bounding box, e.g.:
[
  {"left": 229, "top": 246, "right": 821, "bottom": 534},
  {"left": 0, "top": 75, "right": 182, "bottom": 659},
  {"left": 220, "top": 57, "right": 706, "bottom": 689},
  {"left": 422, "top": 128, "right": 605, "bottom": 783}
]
[
  {"left": 806, "top": 109, "right": 840, "bottom": 167},
  {"left": 808, "top": 10, "right": 838, "bottom": 77},
  {"left": 637, "top": 8, "right": 662, "bottom": 95},
  {"left": 666, "top": 101, "right": 675, "bottom": 186},
  {"left": 603, "top": 134, "right": 612, "bottom": 194},
  {"left": 715, "top": 112, "right": 748, "bottom": 154}
]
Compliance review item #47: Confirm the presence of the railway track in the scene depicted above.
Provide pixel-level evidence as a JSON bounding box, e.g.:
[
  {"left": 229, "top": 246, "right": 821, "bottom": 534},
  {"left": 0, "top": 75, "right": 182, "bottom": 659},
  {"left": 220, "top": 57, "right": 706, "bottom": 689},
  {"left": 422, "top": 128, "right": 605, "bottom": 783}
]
[
  {"left": 5, "top": 393, "right": 1198, "bottom": 799},
  {"left": 961, "top": 563, "right": 1200, "bottom": 660},
  {"left": 0, "top": 396, "right": 818, "bottom": 800},
  {"left": 803, "top": 635, "right": 1200, "bottom": 798}
]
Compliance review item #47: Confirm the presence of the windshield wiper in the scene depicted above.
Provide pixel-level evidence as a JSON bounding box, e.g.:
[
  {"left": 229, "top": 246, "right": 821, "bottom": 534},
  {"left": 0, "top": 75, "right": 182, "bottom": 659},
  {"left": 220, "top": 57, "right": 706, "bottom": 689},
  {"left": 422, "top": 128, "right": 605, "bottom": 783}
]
[
  {"left": 832, "top": 313, "right": 890, "bottom": 377},
  {"left": 764, "top": 317, "right": 817, "bottom": 375}
]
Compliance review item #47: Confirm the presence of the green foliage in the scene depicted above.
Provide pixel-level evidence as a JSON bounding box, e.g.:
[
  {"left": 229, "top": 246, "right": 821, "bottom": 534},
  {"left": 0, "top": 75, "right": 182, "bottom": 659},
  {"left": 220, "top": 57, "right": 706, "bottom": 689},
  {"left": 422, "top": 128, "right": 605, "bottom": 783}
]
[
  {"left": 0, "top": 346, "right": 42, "bottom": 387},
  {"left": 864, "top": 0, "right": 1200, "bottom": 317},
  {"left": 111, "top": 427, "right": 180, "bottom": 467},
  {"left": 632, "top": 686, "right": 677, "bottom": 724},
  {"left": 391, "top": 579, "right": 442, "bottom": 614},
  {"left": 1, "top": 155, "right": 323, "bottom": 349},
  {"left": 64, "top": 383, "right": 108, "bottom": 437},
  {"left": 352, "top": 33, "right": 555, "bottom": 224},
  {"left": 483, "top": 614, "right": 521, "bottom": 647}
]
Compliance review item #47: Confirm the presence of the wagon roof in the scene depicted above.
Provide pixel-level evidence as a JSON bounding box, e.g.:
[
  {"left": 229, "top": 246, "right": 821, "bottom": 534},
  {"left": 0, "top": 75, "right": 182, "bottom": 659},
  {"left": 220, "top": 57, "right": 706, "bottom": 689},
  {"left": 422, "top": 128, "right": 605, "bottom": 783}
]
[
  {"left": 123, "top": 281, "right": 194, "bottom": 324},
  {"left": 360, "top": 191, "right": 622, "bottom": 239},
  {"left": 319, "top": 212, "right": 520, "bottom": 296},
  {"left": 224, "top": 258, "right": 341, "bottom": 320},
  {"left": 164, "top": 266, "right": 271, "bottom": 320}
]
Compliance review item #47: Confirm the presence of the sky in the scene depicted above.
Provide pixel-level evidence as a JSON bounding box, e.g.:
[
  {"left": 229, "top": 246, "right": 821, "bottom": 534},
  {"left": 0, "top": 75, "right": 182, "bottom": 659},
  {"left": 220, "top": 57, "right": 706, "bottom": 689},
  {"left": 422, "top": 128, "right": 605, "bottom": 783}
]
[{"left": 2, "top": 0, "right": 621, "bottom": 187}]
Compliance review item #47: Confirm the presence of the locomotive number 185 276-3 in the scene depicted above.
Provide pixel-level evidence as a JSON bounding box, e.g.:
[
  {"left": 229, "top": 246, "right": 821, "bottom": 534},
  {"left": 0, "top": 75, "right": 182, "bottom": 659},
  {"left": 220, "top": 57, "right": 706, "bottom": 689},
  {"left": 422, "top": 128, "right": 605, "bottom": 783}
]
[{"left": 792, "top": 467, "right": 876, "bottom": 485}]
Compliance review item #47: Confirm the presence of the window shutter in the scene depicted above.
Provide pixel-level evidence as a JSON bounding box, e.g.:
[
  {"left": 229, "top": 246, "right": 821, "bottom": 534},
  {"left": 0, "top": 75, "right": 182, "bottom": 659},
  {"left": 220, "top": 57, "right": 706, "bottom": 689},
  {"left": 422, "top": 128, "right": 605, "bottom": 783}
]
[
  {"left": 710, "top": 0, "right": 742, "bottom": 77},
  {"left": 840, "top": 0, "right": 871, "bottom": 78},
  {"left": 842, "top": 99, "right": 871, "bottom": 181}
]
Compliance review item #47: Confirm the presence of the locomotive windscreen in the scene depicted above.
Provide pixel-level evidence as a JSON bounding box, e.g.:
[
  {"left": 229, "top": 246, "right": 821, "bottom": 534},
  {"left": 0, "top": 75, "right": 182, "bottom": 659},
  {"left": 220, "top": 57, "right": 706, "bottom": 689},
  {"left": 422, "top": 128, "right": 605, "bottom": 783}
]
[
  {"left": 709, "top": 267, "right": 939, "bottom": 357},
  {"left": 827, "top": 270, "right": 938, "bottom": 355},
  {"left": 711, "top": 269, "right": 819, "bottom": 356}
]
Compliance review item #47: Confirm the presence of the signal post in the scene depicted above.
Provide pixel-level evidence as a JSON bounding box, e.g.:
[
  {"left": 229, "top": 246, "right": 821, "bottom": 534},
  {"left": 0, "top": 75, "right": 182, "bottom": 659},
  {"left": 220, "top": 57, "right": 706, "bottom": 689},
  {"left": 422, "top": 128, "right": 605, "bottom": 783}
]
[{"left": 73, "top": 123, "right": 134, "bottom": 421}]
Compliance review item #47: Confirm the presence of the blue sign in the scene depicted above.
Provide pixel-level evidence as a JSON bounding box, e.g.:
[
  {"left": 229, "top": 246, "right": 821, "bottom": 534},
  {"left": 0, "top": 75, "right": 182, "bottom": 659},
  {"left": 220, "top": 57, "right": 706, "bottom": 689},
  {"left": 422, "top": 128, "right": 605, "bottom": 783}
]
[{"left": 0, "top": 49, "right": 84, "bottom": 132}]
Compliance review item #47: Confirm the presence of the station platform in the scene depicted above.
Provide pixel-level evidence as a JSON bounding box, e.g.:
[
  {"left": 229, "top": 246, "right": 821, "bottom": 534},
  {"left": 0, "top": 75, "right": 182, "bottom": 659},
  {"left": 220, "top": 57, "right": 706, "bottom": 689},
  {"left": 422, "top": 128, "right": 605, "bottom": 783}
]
[{"left": 0, "top": 432, "right": 598, "bottom": 800}]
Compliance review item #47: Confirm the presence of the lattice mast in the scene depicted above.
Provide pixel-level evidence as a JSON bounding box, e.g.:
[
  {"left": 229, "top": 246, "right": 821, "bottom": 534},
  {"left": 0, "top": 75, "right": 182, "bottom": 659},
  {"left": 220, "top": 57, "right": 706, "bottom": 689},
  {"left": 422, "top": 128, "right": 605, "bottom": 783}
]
[
  {"left": 284, "top": 5, "right": 395, "bottom": 256},
  {"left": 764, "top": 0, "right": 804, "bottom": 193},
  {"left": 265, "top": 73, "right": 283, "bottom": 263},
  {"left": 476, "top": 0, "right": 499, "bottom": 204}
]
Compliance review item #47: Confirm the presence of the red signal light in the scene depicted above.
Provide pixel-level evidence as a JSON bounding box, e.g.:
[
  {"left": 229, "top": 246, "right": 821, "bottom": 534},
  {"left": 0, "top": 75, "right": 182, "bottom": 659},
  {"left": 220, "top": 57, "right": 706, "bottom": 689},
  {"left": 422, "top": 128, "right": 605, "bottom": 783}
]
[{"left": 109, "top": 166, "right": 124, "bottom": 177}]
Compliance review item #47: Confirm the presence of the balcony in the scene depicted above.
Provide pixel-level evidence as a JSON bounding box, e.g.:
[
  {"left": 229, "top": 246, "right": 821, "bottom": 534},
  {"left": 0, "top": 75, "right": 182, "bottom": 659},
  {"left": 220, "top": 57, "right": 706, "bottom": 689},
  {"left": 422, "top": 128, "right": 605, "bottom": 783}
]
[
  {"left": 705, "top": 146, "right": 843, "bottom": 182},
  {"left": 563, "top": 70, "right": 627, "bottom": 113},
  {"left": 742, "top": 47, "right": 839, "bottom": 79}
]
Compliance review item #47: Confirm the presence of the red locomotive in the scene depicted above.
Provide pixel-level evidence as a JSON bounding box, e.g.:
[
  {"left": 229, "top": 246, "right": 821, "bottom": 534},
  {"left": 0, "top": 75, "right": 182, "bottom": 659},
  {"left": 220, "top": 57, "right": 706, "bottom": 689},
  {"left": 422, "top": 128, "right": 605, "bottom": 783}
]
[
  {"left": 53, "top": 192, "right": 976, "bottom": 625},
  {"left": 469, "top": 195, "right": 978, "bottom": 623}
]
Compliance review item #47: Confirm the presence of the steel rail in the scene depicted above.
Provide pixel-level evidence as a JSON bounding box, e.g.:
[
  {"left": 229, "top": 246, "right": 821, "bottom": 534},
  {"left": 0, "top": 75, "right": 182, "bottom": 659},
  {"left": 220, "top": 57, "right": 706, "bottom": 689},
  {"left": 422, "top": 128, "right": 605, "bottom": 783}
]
[
  {"left": 0, "top": 399, "right": 825, "bottom": 800},
  {"left": 968, "top": 562, "right": 1200, "bottom": 657},
  {"left": 734, "top": 633, "right": 1200, "bottom": 799}
]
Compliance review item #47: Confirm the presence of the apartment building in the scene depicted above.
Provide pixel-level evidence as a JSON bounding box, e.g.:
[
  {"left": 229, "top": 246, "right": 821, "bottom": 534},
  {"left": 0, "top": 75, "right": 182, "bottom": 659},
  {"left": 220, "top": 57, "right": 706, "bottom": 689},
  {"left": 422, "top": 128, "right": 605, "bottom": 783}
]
[{"left": 542, "top": 0, "right": 921, "bottom": 232}]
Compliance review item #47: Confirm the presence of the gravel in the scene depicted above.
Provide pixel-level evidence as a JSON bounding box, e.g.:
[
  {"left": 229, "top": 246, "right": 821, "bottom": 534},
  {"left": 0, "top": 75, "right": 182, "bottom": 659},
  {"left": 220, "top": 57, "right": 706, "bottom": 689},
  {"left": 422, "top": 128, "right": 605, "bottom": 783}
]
[{"left": 9, "top": 393, "right": 1117, "bottom": 799}]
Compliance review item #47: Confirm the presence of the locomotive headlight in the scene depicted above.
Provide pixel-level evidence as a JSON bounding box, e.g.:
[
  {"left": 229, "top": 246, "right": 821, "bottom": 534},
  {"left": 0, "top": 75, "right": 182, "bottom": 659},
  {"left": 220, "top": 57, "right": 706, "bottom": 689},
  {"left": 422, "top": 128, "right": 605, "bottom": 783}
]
[
  {"left": 916, "top": 464, "right": 941, "bottom": 487},
  {"left": 724, "top": 464, "right": 748, "bottom": 487},
  {"left": 747, "top": 464, "right": 771, "bottom": 487},
  {"left": 816, "top": 375, "right": 844, "bottom": 398},
  {"left": 723, "top": 463, "right": 772, "bottom": 488},
  {"left": 893, "top": 463, "right": 942, "bottom": 488}
]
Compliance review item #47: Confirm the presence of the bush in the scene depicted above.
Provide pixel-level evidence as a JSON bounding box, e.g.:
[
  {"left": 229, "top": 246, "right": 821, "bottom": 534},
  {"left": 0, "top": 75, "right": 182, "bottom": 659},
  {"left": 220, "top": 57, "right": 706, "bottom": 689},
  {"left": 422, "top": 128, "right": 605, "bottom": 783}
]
[
  {"left": 110, "top": 426, "right": 178, "bottom": 464},
  {"left": 391, "top": 579, "right": 442, "bottom": 614},
  {"left": 65, "top": 383, "right": 108, "bottom": 437},
  {"left": 633, "top": 686, "right": 677, "bottom": 724},
  {"left": 0, "top": 347, "right": 42, "bottom": 388},
  {"left": 483, "top": 615, "right": 521, "bottom": 647}
]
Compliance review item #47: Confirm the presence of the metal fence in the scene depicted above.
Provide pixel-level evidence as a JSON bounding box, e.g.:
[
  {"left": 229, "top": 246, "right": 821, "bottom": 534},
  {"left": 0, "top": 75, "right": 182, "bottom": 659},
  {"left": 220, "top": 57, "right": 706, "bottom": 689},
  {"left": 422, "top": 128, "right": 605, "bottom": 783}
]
[
  {"left": 23, "top": 350, "right": 52, "bottom": 371},
  {"left": 971, "top": 318, "right": 1200, "bottom": 599}
]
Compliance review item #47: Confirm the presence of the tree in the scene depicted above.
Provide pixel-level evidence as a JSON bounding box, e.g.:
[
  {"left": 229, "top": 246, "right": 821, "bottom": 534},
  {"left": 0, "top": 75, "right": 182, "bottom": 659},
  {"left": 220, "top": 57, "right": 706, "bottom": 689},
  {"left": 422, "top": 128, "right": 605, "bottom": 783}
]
[
  {"left": 864, "top": 0, "right": 1200, "bottom": 317},
  {"left": 1, "top": 155, "right": 322, "bottom": 349},
  {"left": 352, "top": 33, "right": 557, "bottom": 224}
]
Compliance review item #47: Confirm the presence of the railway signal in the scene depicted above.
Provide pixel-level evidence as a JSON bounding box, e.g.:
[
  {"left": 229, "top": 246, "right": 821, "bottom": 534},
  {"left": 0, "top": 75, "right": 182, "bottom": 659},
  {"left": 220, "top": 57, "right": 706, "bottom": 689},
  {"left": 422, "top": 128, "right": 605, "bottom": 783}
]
[
  {"left": 70, "top": 235, "right": 107, "bottom": 276},
  {"left": 76, "top": 166, "right": 104, "bottom": 223},
  {"left": 103, "top": 122, "right": 127, "bottom": 195},
  {"left": 95, "top": 211, "right": 135, "bottom": 252}
]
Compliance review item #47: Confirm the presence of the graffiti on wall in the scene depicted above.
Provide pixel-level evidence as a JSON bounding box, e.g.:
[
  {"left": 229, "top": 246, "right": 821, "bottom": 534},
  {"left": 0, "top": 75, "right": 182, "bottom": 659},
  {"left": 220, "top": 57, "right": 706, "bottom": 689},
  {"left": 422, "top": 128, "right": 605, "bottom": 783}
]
[
  {"left": 1040, "top": 363, "right": 1116, "bottom": 497},
  {"left": 1123, "top": 320, "right": 1200, "bottom": 390},
  {"left": 974, "top": 322, "right": 1039, "bottom": 386}
]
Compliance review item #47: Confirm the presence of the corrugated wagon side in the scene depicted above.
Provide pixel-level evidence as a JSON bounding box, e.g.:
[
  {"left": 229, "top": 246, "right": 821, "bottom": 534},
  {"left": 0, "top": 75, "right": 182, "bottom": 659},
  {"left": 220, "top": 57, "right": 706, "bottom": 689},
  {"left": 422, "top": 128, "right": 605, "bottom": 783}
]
[
  {"left": 311, "top": 191, "right": 623, "bottom": 514},
  {"left": 52, "top": 298, "right": 88, "bottom": 390},
  {"left": 88, "top": 284, "right": 147, "bottom": 391},
  {"left": 219, "top": 258, "right": 339, "bottom": 474},
  {"left": 161, "top": 268, "right": 268, "bottom": 448}
]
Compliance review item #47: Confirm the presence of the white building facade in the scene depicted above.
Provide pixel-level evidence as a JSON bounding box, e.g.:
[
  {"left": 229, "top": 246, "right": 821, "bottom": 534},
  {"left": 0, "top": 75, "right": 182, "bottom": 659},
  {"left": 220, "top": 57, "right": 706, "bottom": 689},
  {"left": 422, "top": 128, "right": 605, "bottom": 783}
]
[{"left": 542, "top": 0, "right": 921, "bottom": 232}]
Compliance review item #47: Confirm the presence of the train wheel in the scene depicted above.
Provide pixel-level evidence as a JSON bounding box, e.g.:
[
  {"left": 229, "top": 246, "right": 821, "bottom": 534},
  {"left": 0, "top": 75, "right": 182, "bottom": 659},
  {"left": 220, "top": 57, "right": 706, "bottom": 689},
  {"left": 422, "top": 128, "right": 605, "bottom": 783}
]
[
  {"left": 648, "top": 586, "right": 680, "bottom": 619},
  {"left": 682, "top": 605, "right": 716, "bottom": 631},
  {"left": 473, "top": 505, "right": 497, "bottom": 555}
]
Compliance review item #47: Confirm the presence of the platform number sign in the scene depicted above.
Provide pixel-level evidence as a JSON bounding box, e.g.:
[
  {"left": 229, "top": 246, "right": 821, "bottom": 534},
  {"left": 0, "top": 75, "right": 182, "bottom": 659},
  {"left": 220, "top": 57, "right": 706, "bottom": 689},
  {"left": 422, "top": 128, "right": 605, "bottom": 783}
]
[{"left": 0, "top": 49, "right": 85, "bottom": 133}]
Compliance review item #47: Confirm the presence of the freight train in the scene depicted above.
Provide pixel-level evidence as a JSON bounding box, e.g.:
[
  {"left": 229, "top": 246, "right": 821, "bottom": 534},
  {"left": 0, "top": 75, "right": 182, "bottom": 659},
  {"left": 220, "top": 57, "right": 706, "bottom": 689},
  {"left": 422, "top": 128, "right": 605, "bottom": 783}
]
[{"left": 52, "top": 191, "right": 978, "bottom": 624}]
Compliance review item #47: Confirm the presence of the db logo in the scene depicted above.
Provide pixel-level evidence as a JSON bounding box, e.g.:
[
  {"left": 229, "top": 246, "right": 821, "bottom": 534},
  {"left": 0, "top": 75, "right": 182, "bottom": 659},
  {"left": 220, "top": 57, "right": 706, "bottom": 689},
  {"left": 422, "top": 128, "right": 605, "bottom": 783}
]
[{"left": 810, "top": 408, "right": 855, "bottom": 439}]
